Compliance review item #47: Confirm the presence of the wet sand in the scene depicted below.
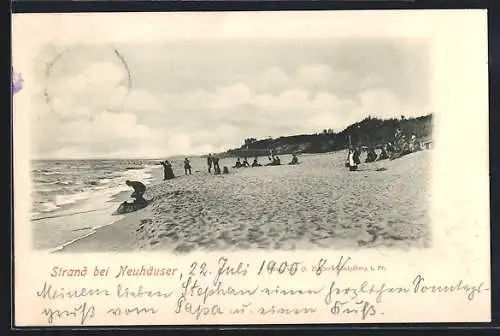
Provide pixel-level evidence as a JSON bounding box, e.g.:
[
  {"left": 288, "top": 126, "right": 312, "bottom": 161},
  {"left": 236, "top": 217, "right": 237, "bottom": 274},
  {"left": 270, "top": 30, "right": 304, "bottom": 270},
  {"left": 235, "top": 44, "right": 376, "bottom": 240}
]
[{"left": 59, "top": 150, "right": 431, "bottom": 253}]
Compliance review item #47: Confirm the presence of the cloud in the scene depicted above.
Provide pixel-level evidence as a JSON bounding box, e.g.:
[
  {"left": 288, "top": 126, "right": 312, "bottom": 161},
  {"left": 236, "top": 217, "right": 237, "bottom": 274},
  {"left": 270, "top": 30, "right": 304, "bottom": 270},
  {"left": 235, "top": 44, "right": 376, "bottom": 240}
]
[
  {"left": 357, "top": 89, "right": 407, "bottom": 119},
  {"left": 44, "top": 61, "right": 129, "bottom": 120},
  {"left": 250, "top": 64, "right": 354, "bottom": 95},
  {"left": 208, "top": 84, "right": 253, "bottom": 109},
  {"left": 296, "top": 64, "right": 334, "bottom": 85},
  {"left": 32, "top": 62, "right": 429, "bottom": 159},
  {"left": 256, "top": 66, "right": 290, "bottom": 92},
  {"left": 66, "top": 62, "right": 126, "bottom": 92}
]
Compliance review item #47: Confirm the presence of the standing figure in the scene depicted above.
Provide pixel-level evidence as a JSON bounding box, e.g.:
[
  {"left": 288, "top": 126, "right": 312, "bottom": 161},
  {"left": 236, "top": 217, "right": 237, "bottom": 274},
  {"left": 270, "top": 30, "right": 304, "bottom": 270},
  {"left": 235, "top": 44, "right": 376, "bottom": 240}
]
[
  {"left": 345, "top": 146, "right": 352, "bottom": 168},
  {"left": 289, "top": 153, "right": 299, "bottom": 165},
  {"left": 184, "top": 158, "right": 192, "bottom": 175},
  {"left": 160, "top": 160, "right": 175, "bottom": 180},
  {"left": 409, "top": 134, "right": 418, "bottom": 152},
  {"left": 353, "top": 147, "right": 361, "bottom": 165},
  {"left": 394, "top": 128, "right": 403, "bottom": 151},
  {"left": 207, "top": 153, "right": 213, "bottom": 173},
  {"left": 347, "top": 149, "right": 358, "bottom": 171},
  {"left": 213, "top": 156, "right": 221, "bottom": 174}
]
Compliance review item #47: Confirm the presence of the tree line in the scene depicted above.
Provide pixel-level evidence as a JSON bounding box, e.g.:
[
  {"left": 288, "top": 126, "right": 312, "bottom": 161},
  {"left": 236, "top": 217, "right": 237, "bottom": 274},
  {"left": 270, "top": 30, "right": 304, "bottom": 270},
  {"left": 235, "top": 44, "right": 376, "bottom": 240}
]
[{"left": 226, "top": 114, "right": 433, "bottom": 157}]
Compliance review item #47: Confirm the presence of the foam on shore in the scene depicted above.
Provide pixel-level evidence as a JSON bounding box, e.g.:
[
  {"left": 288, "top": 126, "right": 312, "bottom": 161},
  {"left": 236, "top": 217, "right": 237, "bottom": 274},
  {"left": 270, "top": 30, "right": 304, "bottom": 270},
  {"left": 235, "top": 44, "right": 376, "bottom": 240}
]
[{"left": 47, "top": 167, "right": 164, "bottom": 253}]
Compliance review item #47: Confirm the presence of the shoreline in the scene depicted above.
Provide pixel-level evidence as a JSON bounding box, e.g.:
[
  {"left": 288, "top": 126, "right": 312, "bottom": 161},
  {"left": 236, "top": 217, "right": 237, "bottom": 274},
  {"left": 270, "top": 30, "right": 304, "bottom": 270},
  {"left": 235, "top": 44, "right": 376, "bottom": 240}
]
[
  {"left": 32, "top": 163, "right": 161, "bottom": 220},
  {"left": 50, "top": 166, "right": 164, "bottom": 253},
  {"left": 56, "top": 149, "right": 432, "bottom": 253}
]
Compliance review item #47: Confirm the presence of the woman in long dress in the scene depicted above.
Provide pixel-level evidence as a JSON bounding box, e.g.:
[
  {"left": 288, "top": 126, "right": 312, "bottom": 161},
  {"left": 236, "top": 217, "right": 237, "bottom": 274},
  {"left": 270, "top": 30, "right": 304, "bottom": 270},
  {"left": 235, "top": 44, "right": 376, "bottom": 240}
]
[
  {"left": 347, "top": 148, "right": 358, "bottom": 171},
  {"left": 160, "top": 160, "right": 175, "bottom": 180}
]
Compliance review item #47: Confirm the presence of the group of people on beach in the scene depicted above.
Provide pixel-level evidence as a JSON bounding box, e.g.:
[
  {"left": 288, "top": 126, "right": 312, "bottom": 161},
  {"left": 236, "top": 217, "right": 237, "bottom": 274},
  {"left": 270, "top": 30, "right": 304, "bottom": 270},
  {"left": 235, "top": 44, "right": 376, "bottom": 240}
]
[
  {"left": 232, "top": 151, "right": 299, "bottom": 169},
  {"left": 157, "top": 150, "right": 301, "bottom": 182},
  {"left": 157, "top": 154, "right": 222, "bottom": 181},
  {"left": 206, "top": 154, "right": 223, "bottom": 174},
  {"left": 126, "top": 128, "right": 421, "bottom": 203},
  {"left": 121, "top": 156, "right": 195, "bottom": 213},
  {"left": 158, "top": 157, "right": 193, "bottom": 180},
  {"left": 118, "top": 127, "right": 426, "bottom": 215},
  {"left": 122, "top": 131, "right": 424, "bottom": 215},
  {"left": 345, "top": 128, "right": 423, "bottom": 171}
]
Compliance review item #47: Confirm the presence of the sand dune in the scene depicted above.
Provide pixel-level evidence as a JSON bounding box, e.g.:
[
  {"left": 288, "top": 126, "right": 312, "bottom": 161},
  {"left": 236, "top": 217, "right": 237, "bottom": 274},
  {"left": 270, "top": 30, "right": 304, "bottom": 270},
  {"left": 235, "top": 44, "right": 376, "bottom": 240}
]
[{"left": 60, "top": 150, "right": 431, "bottom": 253}]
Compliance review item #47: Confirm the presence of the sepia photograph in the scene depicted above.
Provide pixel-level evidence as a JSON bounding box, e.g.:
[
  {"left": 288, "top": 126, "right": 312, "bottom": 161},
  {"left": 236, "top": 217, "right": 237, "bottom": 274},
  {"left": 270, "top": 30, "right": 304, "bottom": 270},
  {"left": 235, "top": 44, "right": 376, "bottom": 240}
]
[
  {"left": 13, "top": 10, "right": 491, "bottom": 326},
  {"left": 30, "top": 38, "right": 433, "bottom": 253}
]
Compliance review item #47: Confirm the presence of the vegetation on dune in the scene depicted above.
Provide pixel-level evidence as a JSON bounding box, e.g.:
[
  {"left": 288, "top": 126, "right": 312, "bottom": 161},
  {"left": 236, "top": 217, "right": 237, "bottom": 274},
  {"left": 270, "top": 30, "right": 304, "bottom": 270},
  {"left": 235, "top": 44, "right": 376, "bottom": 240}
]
[{"left": 219, "top": 114, "right": 433, "bottom": 158}]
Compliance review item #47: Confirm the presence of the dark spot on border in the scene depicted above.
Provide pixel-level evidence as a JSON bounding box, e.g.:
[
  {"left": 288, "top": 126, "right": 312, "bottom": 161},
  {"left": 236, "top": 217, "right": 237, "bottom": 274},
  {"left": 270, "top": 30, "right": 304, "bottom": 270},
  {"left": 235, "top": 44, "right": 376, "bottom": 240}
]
[{"left": 12, "top": 70, "right": 24, "bottom": 95}]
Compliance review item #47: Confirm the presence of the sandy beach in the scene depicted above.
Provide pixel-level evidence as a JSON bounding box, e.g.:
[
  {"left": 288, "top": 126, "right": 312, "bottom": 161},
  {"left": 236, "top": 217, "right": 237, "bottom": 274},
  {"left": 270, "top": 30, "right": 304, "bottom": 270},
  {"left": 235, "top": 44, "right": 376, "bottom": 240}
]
[{"left": 58, "top": 149, "right": 431, "bottom": 253}]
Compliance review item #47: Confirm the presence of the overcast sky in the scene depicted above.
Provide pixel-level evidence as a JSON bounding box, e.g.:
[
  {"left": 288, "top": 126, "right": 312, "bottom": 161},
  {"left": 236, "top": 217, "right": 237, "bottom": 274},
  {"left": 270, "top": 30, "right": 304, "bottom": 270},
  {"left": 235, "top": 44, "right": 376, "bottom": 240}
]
[{"left": 31, "top": 39, "right": 431, "bottom": 159}]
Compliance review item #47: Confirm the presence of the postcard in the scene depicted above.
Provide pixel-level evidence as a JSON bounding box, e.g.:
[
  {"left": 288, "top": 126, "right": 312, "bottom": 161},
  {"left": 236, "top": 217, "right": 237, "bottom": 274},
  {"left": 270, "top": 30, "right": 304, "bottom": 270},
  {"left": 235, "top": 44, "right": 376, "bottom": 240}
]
[{"left": 12, "top": 10, "right": 490, "bottom": 326}]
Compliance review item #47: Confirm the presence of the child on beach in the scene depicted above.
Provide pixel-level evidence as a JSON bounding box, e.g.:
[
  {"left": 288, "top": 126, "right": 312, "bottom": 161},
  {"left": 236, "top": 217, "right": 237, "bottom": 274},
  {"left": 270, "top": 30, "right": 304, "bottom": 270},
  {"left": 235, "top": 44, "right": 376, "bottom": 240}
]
[{"left": 184, "top": 158, "right": 192, "bottom": 175}]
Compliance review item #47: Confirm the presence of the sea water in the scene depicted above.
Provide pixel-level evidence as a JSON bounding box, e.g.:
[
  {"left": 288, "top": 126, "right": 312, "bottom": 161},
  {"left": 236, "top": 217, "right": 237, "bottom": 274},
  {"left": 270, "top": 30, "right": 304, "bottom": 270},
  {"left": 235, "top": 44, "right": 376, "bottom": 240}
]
[
  {"left": 30, "top": 159, "right": 160, "bottom": 251},
  {"left": 29, "top": 155, "right": 299, "bottom": 251}
]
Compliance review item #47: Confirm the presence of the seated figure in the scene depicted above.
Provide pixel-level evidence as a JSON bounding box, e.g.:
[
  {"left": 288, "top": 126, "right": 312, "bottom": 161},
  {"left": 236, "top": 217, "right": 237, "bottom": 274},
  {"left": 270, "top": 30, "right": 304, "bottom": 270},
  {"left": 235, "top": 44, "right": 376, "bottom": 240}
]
[
  {"left": 252, "top": 157, "right": 261, "bottom": 167},
  {"left": 377, "top": 147, "right": 389, "bottom": 161},
  {"left": 365, "top": 148, "right": 377, "bottom": 163},
  {"left": 233, "top": 158, "right": 242, "bottom": 168}
]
